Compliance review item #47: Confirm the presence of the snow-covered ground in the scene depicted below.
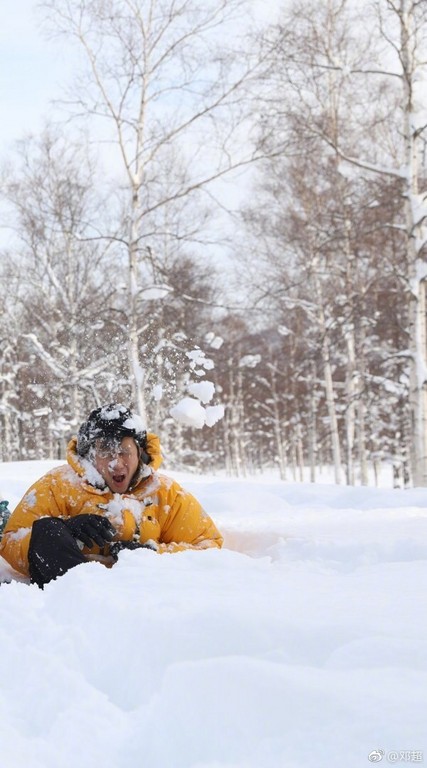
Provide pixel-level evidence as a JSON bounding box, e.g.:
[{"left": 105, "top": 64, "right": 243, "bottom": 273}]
[{"left": 0, "top": 460, "right": 426, "bottom": 768}]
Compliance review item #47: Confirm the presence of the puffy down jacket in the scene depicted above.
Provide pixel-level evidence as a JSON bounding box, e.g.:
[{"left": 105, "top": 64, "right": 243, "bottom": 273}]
[{"left": 0, "top": 434, "right": 223, "bottom": 577}]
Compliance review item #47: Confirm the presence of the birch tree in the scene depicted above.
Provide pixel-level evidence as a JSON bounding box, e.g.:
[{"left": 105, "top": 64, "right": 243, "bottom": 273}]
[
  {"left": 387, "top": 0, "right": 427, "bottom": 486},
  {"left": 2, "top": 129, "right": 121, "bottom": 453},
  {"left": 243, "top": 0, "right": 427, "bottom": 484},
  {"left": 42, "top": 0, "right": 261, "bottom": 424}
]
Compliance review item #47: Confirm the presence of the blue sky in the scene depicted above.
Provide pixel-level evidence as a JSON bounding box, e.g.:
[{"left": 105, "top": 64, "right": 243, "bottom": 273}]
[
  {"left": 0, "top": 0, "right": 281, "bottom": 156},
  {"left": 0, "top": 0, "right": 72, "bottom": 152}
]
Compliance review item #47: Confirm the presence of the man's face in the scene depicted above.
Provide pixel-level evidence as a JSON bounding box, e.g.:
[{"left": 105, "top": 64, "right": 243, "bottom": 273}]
[{"left": 93, "top": 436, "right": 140, "bottom": 493}]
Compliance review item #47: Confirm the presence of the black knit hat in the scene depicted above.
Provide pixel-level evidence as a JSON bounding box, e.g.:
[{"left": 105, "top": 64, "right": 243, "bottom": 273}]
[{"left": 77, "top": 403, "right": 148, "bottom": 460}]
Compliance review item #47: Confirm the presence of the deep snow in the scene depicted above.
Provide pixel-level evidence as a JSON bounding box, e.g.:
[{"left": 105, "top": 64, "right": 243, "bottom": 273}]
[{"left": 0, "top": 461, "right": 426, "bottom": 768}]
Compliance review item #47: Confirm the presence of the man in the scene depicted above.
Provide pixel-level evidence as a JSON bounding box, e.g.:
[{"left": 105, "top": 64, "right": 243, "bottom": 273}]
[{"left": 0, "top": 403, "right": 223, "bottom": 587}]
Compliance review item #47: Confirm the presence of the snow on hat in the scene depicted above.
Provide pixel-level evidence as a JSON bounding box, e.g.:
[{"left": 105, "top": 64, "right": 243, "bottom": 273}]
[{"left": 77, "top": 403, "right": 148, "bottom": 458}]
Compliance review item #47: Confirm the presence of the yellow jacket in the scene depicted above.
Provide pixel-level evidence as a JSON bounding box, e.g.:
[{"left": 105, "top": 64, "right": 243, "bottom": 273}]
[{"left": 0, "top": 434, "right": 223, "bottom": 577}]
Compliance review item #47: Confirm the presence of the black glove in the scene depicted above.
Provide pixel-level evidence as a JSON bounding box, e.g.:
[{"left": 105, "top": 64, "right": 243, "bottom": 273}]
[
  {"left": 63, "top": 514, "right": 117, "bottom": 549},
  {"left": 109, "top": 539, "right": 157, "bottom": 560}
]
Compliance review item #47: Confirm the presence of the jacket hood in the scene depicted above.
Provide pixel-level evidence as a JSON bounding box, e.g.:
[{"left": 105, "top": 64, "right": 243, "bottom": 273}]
[{"left": 67, "top": 437, "right": 87, "bottom": 478}]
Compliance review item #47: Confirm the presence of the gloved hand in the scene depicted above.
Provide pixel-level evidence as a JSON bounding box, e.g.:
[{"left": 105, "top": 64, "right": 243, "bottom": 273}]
[
  {"left": 63, "top": 514, "right": 117, "bottom": 549},
  {"left": 109, "top": 539, "right": 157, "bottom": 560}
]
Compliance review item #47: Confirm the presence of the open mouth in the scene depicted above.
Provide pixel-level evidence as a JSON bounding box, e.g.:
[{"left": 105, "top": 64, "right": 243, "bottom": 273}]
[{"left": 112, "top": 473, "right": 126, "bottom": 485}]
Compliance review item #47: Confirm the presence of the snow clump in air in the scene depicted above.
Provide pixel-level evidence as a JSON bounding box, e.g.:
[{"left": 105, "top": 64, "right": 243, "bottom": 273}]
[
  {"left": 123, "top": 414, "right": 145, "bottom": 433},
  {"left": 239, "top": 354, "right": 261, "bottom": 368},
  {"left": 187, "top": 381, "right": 215, "bottom": 403},
  {"left": 169, "top": 397, "right": 225, "bottom": 429},
  {"left": 169, "top": 397, "right": 206, "bottom": 429},
  {"left": 169, "top": 346, "right": 224, "bottom": 428},
  {"left": 204, "top": 404, "right": 224, "bottom": 427}
]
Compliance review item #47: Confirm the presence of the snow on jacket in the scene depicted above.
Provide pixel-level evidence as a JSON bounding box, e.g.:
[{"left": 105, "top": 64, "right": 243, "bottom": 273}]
[{"left": 0, "top": 434, "right": 223, "bottom": 577}]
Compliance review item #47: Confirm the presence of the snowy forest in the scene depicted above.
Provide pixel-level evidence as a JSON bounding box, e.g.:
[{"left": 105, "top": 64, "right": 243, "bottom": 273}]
[{"left": 1, "top": 0, "right": 427, "bottom": 487}]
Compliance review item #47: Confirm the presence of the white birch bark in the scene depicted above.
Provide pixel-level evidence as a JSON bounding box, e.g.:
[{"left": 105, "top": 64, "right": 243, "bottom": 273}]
[
  {"left": 313, "top": 268, "right": 343, "bottom": 484},
  {"left": 266, "top": 364, "right": 287, "bottom": 480},
  {"left": 399, "top": 0, "right": 427, "bottom": 485},
  {"left": 226, "top": 359, "right": 247, "bottom": 477},
  {"left": 344, "top": 327, "right": 356, "bottom": 486},
  {"left": 322, "top": 334, "right": 343, "bottom": 485},
  {"left": 308, "top": 365, "right": 318, "bottom": 483}
]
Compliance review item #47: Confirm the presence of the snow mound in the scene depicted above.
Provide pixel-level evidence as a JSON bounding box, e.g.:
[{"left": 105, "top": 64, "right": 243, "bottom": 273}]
[{"left": 0, "top": 463, "right": 426, "bottom": 767}]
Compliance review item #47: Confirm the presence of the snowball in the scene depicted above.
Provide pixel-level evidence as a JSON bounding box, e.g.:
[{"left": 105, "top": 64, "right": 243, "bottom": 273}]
[
  {"left": 169, "top": 397, "right": 206, "bottom": 429},
  {"left": 205, "top": 332, "right": 224, "bottom": 349},
  {"left": 123, "top": 414, "right": 146, "bottom": 432},
  {"left": 204, "top": 404, "right": 225, "bottom": 427},
  {"left": 239, "top": 354, "right": 261, "bottom": 368},
  {"left": 187, "top": 349, "right": 214, "bottom": 370},
  {"left": 187, "top": 381, "right": 215, "bottom": 404},
  {"left": 187, "top": 349, "right": 205, "bottom": 363}
]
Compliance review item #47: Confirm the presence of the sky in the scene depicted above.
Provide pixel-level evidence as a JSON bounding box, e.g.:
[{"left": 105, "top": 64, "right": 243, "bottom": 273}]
[
  {"left": 0, "top": 0, "right": 70, "bottom": 151},
  {"left": 0, "top": 461, "right": 426, "bottom": 767},
  {"left": 0, "top": 0, "right": 283, "bottom": 264},
  {"left": 0, "top": 0, "right": 282, "bottom": 156}
]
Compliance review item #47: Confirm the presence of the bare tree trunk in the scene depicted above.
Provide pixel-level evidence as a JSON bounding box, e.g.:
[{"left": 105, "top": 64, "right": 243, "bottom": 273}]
[
  {"left": 290, "top": 441, "right": 297, "bottom": 481},
  {"left": 268, "top": 365, "right": 287, "bottom": 479},
  {"left": 273, "top": 415, "right": 287, "bottom": 480},
  {"left": 128, "top": 237, "right": 147, "bottom": 423},
  {"left": 313, "top": 269, "right": 343, "bottom": 484},
  {"left": 223, "top": 405, "right": 233, "bottom": 476},
  {"left": 308, "top": 371, "right": 318, "bottom": 483},
  {"left": 3, "top": 409, "right": 12, "bottom": 461},
  {"left": 296, "top": 421, "right": 304, "bottom": 481},
  {"left": 226, "top": 360, "right": 246, "bottom": 476},
  {"left": 322, "top": 339, "right": 343, "bottom": 484},
  {"left": 356, "top": 327, "right": 369, "bottom": 485},
  {"left": 399, "top": 0, "right": 427, "bottom": 485},
  {"left": 236, "top": 367, "right": 247, "bottom": 477},
  {"left": 344, "top": 327, "right": 356, "bottom": 486}
]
